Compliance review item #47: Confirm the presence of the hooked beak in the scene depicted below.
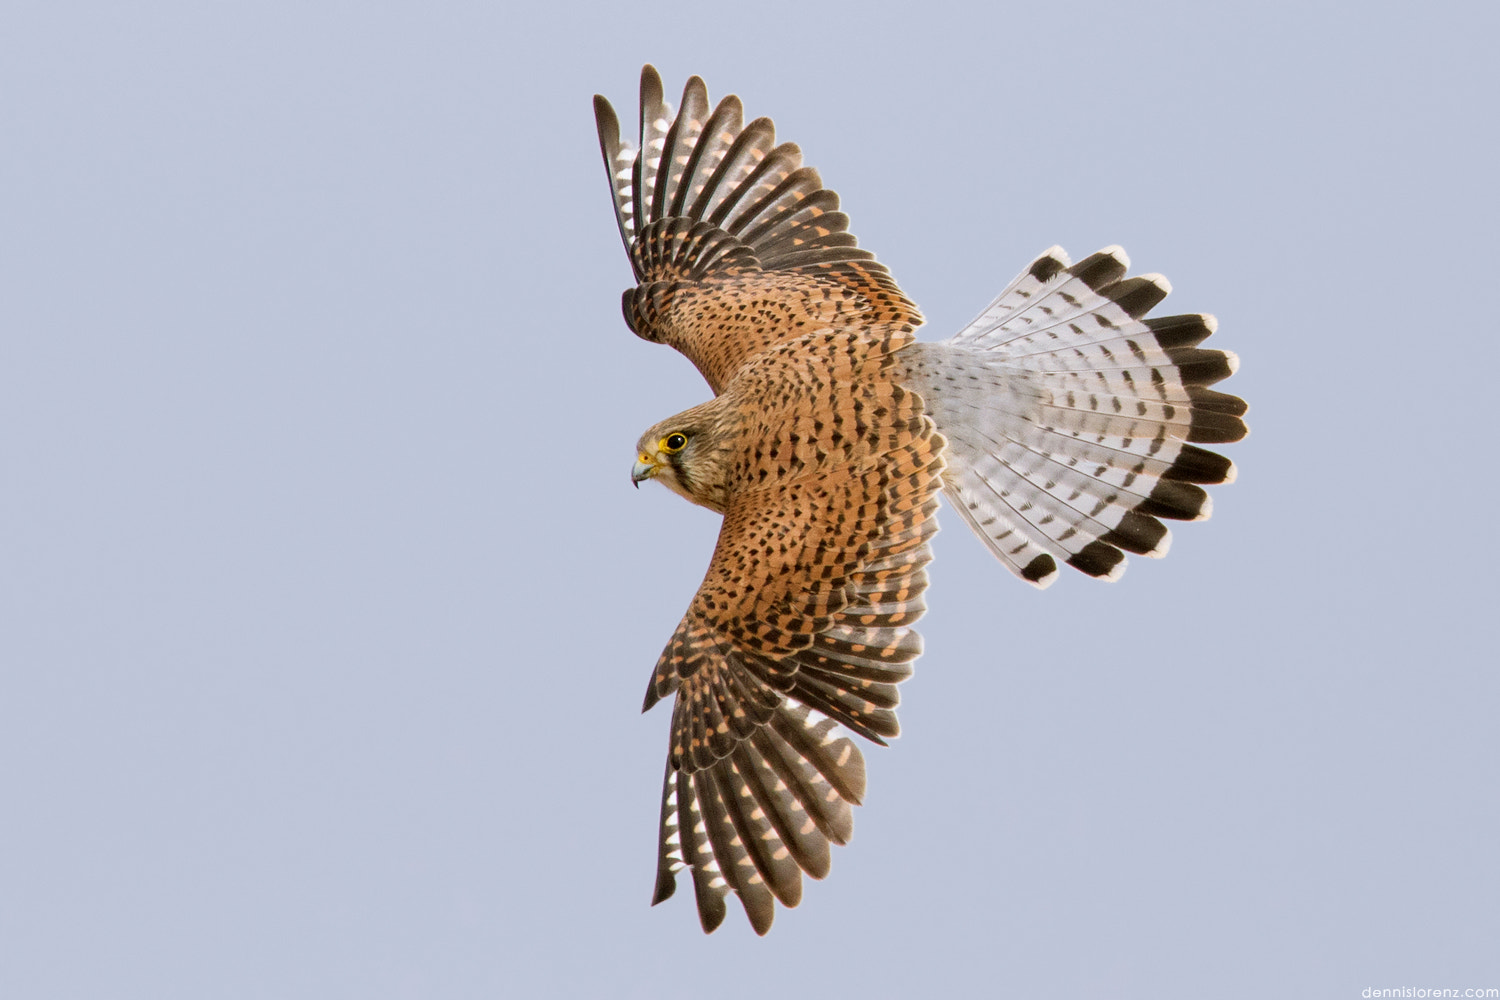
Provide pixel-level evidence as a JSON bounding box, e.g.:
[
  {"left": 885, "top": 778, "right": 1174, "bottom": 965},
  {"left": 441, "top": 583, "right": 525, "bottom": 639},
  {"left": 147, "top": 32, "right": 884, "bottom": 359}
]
[{"left": 631, "top": 453, "right": 657, "bottom": 488}]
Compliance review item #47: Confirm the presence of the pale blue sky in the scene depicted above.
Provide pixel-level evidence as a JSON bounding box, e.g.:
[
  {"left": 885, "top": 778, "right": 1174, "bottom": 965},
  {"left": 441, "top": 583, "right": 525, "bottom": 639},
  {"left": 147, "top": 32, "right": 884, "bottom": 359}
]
[{"left": 3, "top": 2, "right": 1496, "bottom": 997}]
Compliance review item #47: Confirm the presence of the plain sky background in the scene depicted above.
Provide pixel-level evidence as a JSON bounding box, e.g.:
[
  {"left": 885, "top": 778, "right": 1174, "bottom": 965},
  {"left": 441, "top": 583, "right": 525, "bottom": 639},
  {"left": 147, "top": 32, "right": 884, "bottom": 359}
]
[{"left": 4, "top": 2, "right": 1497, "bottom": 997}]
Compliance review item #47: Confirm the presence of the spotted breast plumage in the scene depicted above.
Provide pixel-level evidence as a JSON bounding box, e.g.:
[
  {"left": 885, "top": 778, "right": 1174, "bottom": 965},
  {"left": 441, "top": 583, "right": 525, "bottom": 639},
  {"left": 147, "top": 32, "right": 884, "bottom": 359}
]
[{"left": 594, "top": 66, "right": 1247, "bottom": 934}]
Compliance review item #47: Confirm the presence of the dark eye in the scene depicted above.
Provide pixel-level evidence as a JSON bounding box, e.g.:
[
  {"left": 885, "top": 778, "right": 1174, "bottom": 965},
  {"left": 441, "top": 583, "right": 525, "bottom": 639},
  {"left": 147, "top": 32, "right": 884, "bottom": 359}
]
[{"left": 664, "top": 433, "right": 687, "bottom": 452}]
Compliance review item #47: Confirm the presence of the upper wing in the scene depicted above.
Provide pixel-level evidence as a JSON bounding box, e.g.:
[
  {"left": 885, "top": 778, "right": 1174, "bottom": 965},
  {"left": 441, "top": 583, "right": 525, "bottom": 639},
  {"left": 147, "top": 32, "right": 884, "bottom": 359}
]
[
  {"left": 641, "top": 358, "right": 946, "bottom": 934},
  {"left": 594, "top": 66, "right": 922, "bottom": 393}
]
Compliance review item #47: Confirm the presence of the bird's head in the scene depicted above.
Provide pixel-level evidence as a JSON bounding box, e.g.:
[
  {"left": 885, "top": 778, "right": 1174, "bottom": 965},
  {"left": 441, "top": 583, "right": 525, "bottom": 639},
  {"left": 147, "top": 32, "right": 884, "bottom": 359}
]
[{"left": 631, "top": 404, "right": 735, "bottom": 513}]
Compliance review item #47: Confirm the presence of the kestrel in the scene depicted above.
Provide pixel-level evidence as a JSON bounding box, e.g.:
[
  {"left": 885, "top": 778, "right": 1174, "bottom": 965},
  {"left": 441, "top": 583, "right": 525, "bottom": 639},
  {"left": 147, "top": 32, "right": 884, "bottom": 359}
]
[{"left": 593, "top": 66, "right": 1246, "bottom": 935}]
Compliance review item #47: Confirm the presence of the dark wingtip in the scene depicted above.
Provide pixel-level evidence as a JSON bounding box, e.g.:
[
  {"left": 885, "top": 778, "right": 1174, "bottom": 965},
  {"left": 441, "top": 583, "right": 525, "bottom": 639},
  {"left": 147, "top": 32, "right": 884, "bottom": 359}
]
[
  {"left": 696, "top": 893, "right": 727, "bottom": 934},
  {"left": 651, "top": 865, "right": 678, "bottom": 906},
  {"left": 746, "top": 901, "right": 774, "bottom": 936},
  {"left": 642, "top": 674, "right": 663, "bottom": 713}
]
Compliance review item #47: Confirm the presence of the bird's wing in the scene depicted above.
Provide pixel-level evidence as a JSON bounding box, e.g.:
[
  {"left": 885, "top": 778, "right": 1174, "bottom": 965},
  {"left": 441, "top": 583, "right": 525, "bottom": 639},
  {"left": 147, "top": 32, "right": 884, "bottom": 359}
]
[
  {"left": 641, "top": 344, "right": 946, "bottom": 934},
  {"left": 594, "top": 65, "right": 922, "bottom": 393}
]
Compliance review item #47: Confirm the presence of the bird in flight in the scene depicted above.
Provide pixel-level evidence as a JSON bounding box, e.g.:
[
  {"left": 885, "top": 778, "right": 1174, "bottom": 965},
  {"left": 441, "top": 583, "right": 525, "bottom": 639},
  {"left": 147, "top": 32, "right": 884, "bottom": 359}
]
[{"left": 593, "top": 66, "right": 1246, "bottom": 935}]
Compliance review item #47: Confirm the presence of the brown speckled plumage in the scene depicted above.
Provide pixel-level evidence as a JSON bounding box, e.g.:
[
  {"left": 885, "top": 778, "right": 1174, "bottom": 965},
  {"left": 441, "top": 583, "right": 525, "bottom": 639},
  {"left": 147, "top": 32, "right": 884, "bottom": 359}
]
[{"left": 596, "top": 66, "right": 1246, "bottom": 935}]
